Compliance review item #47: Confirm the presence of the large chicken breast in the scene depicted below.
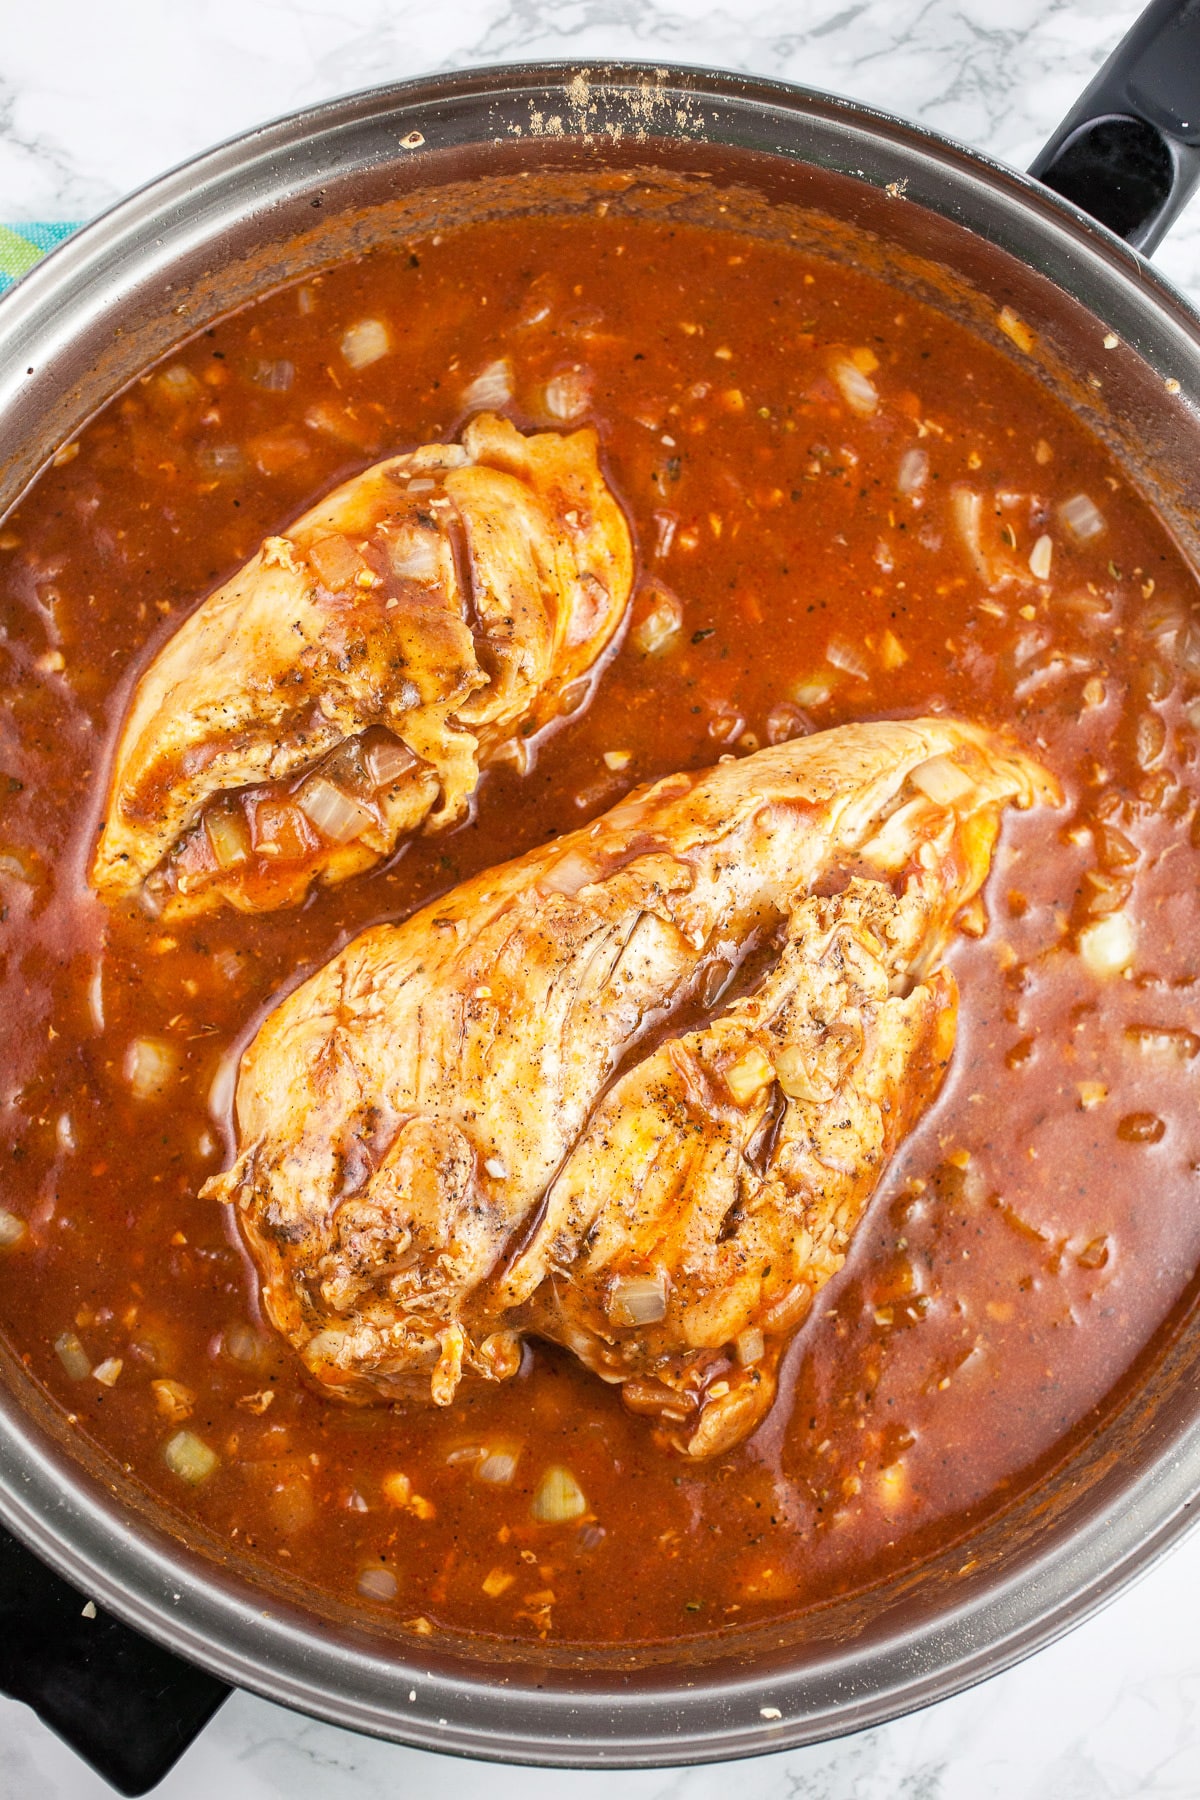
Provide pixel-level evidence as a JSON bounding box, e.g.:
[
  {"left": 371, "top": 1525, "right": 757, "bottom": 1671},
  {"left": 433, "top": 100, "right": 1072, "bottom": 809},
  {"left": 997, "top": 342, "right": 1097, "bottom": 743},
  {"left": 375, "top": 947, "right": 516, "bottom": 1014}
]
[
  {"left": 92, "top": 414, "right": 632, "bottom": 916},
  {"left": 206, "top": 719, "right": 1058, "bottom": 1457}
]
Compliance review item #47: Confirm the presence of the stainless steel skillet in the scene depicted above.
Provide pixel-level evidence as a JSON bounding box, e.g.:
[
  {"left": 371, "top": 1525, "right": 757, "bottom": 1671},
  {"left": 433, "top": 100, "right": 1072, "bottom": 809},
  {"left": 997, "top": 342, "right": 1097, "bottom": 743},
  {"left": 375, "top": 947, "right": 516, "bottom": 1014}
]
[{"left": 2, "top": 1, "right": 1200, "bottom": 1788}]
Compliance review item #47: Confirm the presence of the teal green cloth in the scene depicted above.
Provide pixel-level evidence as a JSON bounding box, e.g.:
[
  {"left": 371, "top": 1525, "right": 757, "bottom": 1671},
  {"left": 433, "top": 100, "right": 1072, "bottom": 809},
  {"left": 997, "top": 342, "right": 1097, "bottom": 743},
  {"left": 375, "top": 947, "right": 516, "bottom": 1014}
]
[{"left": 0, "top": 223, "right": 79, "bottom": 296}]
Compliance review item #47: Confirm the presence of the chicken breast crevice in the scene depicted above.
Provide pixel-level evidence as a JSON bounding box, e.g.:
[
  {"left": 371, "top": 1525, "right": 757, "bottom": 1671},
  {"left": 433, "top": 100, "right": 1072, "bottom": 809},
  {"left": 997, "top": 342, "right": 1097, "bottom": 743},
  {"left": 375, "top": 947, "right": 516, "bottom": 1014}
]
[
  {"left": 205, "top": 718, "right": 1059, "bottom": 1456},
  {"left": 91, "top": 413, "right": 633, "bottom": 916}
]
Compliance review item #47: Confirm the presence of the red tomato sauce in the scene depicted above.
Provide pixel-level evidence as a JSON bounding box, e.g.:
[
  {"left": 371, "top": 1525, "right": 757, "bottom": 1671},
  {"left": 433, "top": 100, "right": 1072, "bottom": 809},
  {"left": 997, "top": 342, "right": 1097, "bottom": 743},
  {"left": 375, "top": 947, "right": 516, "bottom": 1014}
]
[{"left": 1, "top": 201, "right": 1199, "bottom": 1647}]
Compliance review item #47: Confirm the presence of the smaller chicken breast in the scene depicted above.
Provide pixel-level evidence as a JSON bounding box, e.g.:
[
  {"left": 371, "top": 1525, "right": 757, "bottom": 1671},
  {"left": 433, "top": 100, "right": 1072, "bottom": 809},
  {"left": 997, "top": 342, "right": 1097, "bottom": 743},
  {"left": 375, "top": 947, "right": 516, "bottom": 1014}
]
[
  {"left": 207, "top": 719, "right": 1058, "bottom": 1457},
  {"left": 91, "top": 414, "right": 632, "bottom": 916}
]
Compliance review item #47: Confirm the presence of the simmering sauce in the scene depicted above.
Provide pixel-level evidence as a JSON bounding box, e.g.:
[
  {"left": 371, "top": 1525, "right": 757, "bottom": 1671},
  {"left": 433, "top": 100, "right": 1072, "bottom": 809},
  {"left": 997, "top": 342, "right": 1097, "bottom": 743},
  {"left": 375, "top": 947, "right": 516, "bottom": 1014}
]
[{"left": 2, "top": 196, "right": 1200, "bottom": 1646}]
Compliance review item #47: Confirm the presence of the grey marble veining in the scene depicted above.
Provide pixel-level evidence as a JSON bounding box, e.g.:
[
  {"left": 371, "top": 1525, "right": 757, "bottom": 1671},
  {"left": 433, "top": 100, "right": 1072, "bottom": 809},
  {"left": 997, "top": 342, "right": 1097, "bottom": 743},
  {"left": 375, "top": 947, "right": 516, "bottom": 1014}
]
[
  {"left": 4, "top": 2, "right": 1200, "bottom": 1796},
  {"left": 3, "top": 0, "right": 1199, "bottom": 292}
]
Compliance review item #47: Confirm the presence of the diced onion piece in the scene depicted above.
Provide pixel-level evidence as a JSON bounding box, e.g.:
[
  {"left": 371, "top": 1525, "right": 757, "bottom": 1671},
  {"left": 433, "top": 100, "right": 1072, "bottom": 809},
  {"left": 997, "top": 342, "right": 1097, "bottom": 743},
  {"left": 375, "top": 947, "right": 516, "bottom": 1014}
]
[
  {"left": 446, "top": 1443, "right": 486, "bottom": 1466},
  {"left": 765, "top": 701, "right": 808, "bottom": 745},
  {"left": 357, "top": 1567, "right": 398, "bottom": 1602},
  {"left": 1172, "top": 622, "right": 1200, "bottom": 682},
  {"left": 482, "top": 1567, "right": 516, "bottom": 1597},
  {"left": 735, "top": 1327, "right": 765, "bottom": 1367},
  {"left": 825, "top": 635, "right": 870, "bottom": 680},
  {"left": 633, "top": 581, "right": 684, "bottom": 655},
  {"left": 531, "top": 1464, "right": 588, "bottom": 1524},
  {"left": 725, "top": 1046, "right": 775, "bottom": 1104},
  {"left": 1028, "top": 534, "right": 1053, "bottom": 580},
  {"left": 195, "top": 443, "right": 244, "bottom": 478},
  {"left": 543, "top": 367, "right": 592, "bottom": 421},
  {"left": 1136, "top": 712, "right": 1167, "bottom": 768},
  {"left": 951, "top": 486, "right": 989, "bottom": 581},
  {"left": 607, "top": 1272, "right": 669, "bottom": 1328},
  {"left": 462, "top": 357, "right": 514, "bottom": 410},
  {"left": 878, "top": 1462, "right": 908, "bottom": 1510},
  {"left": 774, "top": 1044, "right": 826, "bottom": 1104},
  {"left": 1143, "top": 594, "right": 1186, "bottom": 641},
  {"left": 910, "top": 755, "right": 977, "bottom": 808},
  {"left": 1058, "top": 492, "right": 1106, "bottom": 545},
  {"left": 652, "top": 509, "right": 678, "bottom": 559},
  {"left": 0, "top": 1207, "right": 26, "bottom": 1248},
  {"left": 164, "top": 1429, "right": 219, "bottom": 1484},
  {"left": 251, "top": 798, "right": 313, "bottom": 861},
  {"left": 1079, "top": 912, "right": 1135, "bottom": 977},
  {"left": 155, "top": 365, "right": 202, "bottom": 404},
  {"left": 387, "top": 528, "right": 441, "bottom": 583},
  {"left": 365, "top": 735, "right": 417, "bottom": 789},
  {"left": 249, "top": 426, "right": 309, "bottom": 475},
  {"left": 1084, "top": 868, "right": 1133, "bottom": 917},
  {"left": 830, "top": 354, "right": 878, "bottom": 417},
  {"left": 205, "top": 806, "right": 251, "bottom": 870},
  {"left": 1135, "top": 674, "right": 1168, "bottom": 723},
  {"left": 541, "top": 849, "right": 599, "bottom": 896},
  {"left": 997, "top": 306, "right": 1036, "bottom": 354},
  {"left": 558, "top": 677, "right": 591, "bottom": 718},
  {"left": 476, "top": 1445, "right": 521, "bottom": 1486},
  {"left": 308, "top": 533, "right": 366, "bottom": 591},
  {"left": 125, "top": 1036, "right": 178, "bottom": 1101},
  {"left": 341, "top": 318, "right": 391, "bottom": 370},
  {"left": 223, "top": 1324, "right": 269, "bottom": 1367},
  {"left": 304, "top": 400, "right": 376, "bottom": 449},
  {"left": 297, "top": 775, "right": 374, "bottom": 844},
  {"left": 791, "top": 675, "right": 833, "bottom": 708},
  {"left": 896, "top": 447, "right": 928, "bottom": 496},
  {"left": 408, "top": 443, "right": 470, "bottom": 474},
  {"left": 54, "top": 1331, "right": 91, "bottom": 1381},
  {"left": 251, "top": 358, "right": 294, "bottom": 391},
  {"left": 92, "top": 1357, "right": 123, "bottom": 1388},
  {"left": 1096, "top": 823, "right": 1139, "bottom": 869}
]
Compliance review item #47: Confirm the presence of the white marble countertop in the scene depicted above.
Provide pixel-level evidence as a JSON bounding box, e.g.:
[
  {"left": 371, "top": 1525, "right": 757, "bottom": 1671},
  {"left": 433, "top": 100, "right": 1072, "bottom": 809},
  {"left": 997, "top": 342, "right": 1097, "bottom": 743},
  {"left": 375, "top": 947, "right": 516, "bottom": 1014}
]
[{"left": 4, "top": 1, "right": 1200, "bottom": 1794}]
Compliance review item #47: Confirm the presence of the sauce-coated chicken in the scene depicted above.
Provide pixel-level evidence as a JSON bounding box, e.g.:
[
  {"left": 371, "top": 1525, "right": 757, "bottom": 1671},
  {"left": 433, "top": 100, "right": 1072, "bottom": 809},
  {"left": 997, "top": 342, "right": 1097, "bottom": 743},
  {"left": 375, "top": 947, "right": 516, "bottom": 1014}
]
[
  {"left": 207, "top": 720, "right": 1058, "bottom": 1456},
  {"left": 92, "top": 414, "right": 632, "bottom": 916}
]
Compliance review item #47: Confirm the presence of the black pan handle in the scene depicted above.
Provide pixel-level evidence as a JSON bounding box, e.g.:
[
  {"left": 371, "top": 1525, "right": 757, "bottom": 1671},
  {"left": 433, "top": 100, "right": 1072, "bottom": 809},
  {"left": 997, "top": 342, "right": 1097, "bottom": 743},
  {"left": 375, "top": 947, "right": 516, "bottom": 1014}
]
[
  {"left": 0, "top": 1522, "right": 230, "bottom": 1795},
  {"left": 1030, "top": 0, "right": 1200, "bottom": 253}
]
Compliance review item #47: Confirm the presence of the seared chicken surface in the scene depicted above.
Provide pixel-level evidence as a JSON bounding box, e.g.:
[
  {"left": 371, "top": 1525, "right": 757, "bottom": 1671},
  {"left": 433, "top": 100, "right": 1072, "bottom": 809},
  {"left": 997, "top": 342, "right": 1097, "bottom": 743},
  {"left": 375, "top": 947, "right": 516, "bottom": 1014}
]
[
  {"left": 92, "top": 414, "right": 632, "bottom": 916},
  {"left": 206, "top": 720, "right": 1057, "bottom": 1456}
]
